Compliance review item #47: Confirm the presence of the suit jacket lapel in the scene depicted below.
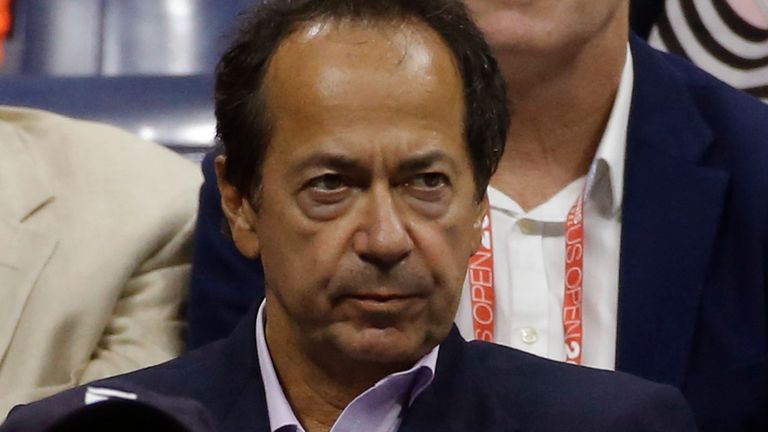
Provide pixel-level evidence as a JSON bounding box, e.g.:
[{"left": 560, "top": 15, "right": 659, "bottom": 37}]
[
  {"left": 0, "top": 121, "right": 56, "bottom": 364},
  {"left": 209, "top": 303, "right": 271, "bottom": 432},
  {"left": 399, "top": 328, "right": 520, "bottom": 432},
  {"left": 616, "top": 37, "right": 729, "bottom": 386},
  {"left": 219, "top": 378, "right": 271, "bottom": 432}
]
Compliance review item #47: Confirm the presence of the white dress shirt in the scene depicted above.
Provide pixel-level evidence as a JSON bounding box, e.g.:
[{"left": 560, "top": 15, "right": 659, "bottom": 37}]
[{"left": 455, "top": 48, "right": 634, "bottom": 370}]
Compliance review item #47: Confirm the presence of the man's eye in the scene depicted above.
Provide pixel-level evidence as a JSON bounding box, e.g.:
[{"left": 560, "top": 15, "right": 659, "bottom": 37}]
[
  {"left": 309, "top": 174, "right": 346, "bottom": 191},
  {"left": 409, "top": 172, "right": 448, "bottom": 189}
]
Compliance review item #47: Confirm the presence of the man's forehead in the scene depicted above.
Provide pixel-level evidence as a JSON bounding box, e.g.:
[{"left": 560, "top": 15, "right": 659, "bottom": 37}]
[
  {"left": 256, "top": 15, "right": 468, "bottom": 179},
  {"left": 256, "top": 17, "right": 465, "bottom": 155},
  {"left": 263, "top": 17, "right": 462, "bottom": 101},
  {"left": 283, "top": 17, "right": 440, "bottom": 51}
]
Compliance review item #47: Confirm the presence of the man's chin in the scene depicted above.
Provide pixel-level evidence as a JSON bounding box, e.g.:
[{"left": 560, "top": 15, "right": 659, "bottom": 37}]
[{"left": 331, "top": 326, "right": 435, "bottom": 366}]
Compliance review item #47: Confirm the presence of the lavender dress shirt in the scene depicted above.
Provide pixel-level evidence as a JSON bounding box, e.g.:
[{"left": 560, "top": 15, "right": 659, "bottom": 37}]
[{"left": 255, "top": 302, "right": 439, "bottom": 432}]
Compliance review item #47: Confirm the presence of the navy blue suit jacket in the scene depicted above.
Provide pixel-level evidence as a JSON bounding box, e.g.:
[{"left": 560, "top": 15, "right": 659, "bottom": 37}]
[
  {"left": 185, "top": 37, "right": 768, "bottom": 430},
  {"left": 3, "top": 305, "right": 697, "bottom": 432},
  {"left": 616, "top": 36, "right": 768, "bottom": 430}
]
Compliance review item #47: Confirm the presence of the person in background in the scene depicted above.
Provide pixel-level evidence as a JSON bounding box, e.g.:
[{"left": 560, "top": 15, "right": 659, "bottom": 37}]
[
  {"left": 185, "top": 152, "right": 265, "bottom": 350},
  {"left": 457, "top": 0, "right": 767, "bottom": 430},
  {"left": 0, "top": 106, "right": 201, "bottom": 419},
  {"left": 187, "top": 0, "right": 768, "bottom": 430},
  {"left": 1, "top": 2, "right": 697, "bottom": 431}
]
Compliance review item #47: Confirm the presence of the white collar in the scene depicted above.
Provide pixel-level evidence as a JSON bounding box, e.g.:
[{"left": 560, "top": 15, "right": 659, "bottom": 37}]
[
  {"left": 489, "top": 44, "right": 633, "bottom": 220},
  {"left": 590, "top": 44, "right": 633, "bottom": 215}
]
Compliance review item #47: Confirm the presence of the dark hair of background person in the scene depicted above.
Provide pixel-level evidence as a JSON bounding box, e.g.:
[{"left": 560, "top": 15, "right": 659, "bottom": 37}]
[{"left": 214, "top": 0, "right": 509, "bottom": 205}]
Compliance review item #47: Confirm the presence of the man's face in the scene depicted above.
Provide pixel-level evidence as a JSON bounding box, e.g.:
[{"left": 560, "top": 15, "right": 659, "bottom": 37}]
[
  {"left": 463, "top": 0, "right": 628, "bottom": 55},
  {"left": 222, "top": 20, "right": 483, "bottom": 366}
]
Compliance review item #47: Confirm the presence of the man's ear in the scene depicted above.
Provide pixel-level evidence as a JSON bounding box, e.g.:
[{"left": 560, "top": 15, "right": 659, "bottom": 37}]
[
  {"left": 470, "top": 193, "right": 489, "bottom": 256},
  {"left": 215, "top": 155, "right": 261, "bottom": 259}
]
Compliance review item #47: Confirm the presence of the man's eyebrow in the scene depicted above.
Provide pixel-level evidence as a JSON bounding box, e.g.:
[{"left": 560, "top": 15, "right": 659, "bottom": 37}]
[
  {"left": 292, "top": 150, "right": 456, "bottom": 175},
  {"left": 397, "top": 150, "right": 456, "bottom": 173},
  {"left": 293, "top": 153, "right": 366, "bottom": 174}
]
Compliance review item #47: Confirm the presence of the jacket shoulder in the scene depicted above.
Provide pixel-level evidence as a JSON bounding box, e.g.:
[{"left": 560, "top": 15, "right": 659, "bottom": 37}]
[
  {"left": 96, "top": 338, "right": 233, "bottom": 397},
  {"left": 634, "top": 44, "right": 768, "bottom": 212},
  {"left": 0, "top": 106, "right": 201, "bottom": 191},
  {"left": 0, "top": 339, "right": 234, "bottom": 429},
  {"left": 460, "top": 342, "right": 697, "bottom": 430},
  {"left": 650, "top": 49, "right": 768, "bottom": 165}
]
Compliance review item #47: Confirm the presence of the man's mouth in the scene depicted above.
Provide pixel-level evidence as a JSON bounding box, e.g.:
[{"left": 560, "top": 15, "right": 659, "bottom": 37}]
[
  {"left": 346, "top": 293, "right": 420, "bottom": 302},
  {"left": 339, "top": 291, "right": 428, "bottom": 312}
]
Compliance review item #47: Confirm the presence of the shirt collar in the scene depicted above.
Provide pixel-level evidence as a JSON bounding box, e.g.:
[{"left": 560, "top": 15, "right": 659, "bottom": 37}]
[
  {"left": 255, "top": 302, "right": 302, "bottom": 432},
  {"left": 488, "top": 44, "right": 633, "bottom": 220},
  {"left": 590, "top": 44, "right": 633, "bottom": 216},
  {"left": 488, "top": 180, "right": 584, "bottom": 223},
  {"left": 255, "top": 300, "right": 439, "bottom": 432}
]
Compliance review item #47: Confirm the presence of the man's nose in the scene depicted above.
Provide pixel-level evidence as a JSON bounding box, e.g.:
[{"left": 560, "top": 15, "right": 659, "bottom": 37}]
[{"left": 353, "top": 186, "right": 413, "bottom": 269}]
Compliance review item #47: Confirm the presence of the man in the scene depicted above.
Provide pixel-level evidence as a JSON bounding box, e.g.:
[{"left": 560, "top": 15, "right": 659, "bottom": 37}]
[
  {"left": 2, "top": 1, "right": 696, "bottom": 431},
  {"left": 187, "top": 0, "right": 768, "bottom": 430},
  {"left": 456, "top": 1, "right": 768, "bottom": 430},
  {"left": 0, "top": 107, "right": 201, "bottom": 418}
]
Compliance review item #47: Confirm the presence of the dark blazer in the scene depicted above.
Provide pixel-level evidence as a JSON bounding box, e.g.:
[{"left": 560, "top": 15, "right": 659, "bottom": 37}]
[
  {"left": 185, "top": 36, "right": 768, "bottom": 430},
  {"left": 3, "top": 304, "right": 696, "bottom": 432},
  {"left": 617, "top": 35, "right": 768, "bottom": 430}
]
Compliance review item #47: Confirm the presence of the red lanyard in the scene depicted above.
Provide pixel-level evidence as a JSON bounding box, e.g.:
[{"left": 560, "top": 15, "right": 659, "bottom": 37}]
[
  {"left": 467, "top": 206, "right": 495, "bottom": 342},
  {"left": 468, "top": 193, "right": 585, "bottom": 365}
]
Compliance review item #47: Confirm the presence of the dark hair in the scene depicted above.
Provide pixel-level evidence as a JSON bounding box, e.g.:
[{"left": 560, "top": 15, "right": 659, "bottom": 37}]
[{"left": 215, "top": 0, "right": 509, "bottom": 202}]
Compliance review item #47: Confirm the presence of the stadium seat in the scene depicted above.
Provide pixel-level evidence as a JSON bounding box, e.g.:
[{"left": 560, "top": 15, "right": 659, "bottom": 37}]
[
  {"left": 0, "top": 75, "right": 215, "bottom": 157},
  {"left": 0, "top": 0, "right": 261, "bottom": 158},
  {"left": 18, "top": 0, "right": 257, "bottom": 76}
]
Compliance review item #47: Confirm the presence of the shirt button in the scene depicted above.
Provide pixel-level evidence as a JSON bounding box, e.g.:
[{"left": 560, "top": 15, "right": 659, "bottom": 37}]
[{"left": 520, "top": 327, "right": 538, "bottom": 344}]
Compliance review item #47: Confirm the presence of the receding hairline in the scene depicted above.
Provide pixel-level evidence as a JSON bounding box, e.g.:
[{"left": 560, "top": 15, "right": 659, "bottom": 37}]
[
  {"left": 263, "top": 15, "right": 464, "bottom": 87},
  {"left": 256, "top": 14, "right": 467, "bottom": 146}
]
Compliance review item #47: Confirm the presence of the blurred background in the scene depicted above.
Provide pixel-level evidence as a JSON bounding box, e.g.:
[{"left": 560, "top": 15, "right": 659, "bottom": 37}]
[
  {"left": 0, "top": 0, "right": 764, "bottom": 160},
  {"left": 0, "top": 0, "right": 262, "bottom": 160}
]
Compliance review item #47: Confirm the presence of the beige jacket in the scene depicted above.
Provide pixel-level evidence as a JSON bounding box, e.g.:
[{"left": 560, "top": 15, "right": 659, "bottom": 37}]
[{"left": 0, "top": 107, "right": 202, "bottom": 418}]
